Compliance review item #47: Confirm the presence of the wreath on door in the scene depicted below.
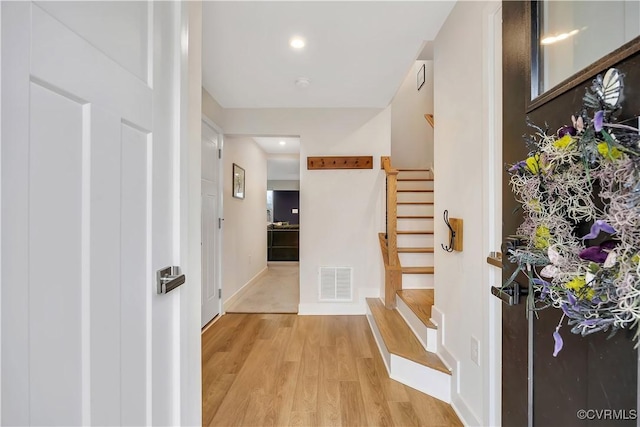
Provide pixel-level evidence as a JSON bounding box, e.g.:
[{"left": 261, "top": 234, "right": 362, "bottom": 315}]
[{"left": 505, "top": 68, "right": 640, "bottom": 356}]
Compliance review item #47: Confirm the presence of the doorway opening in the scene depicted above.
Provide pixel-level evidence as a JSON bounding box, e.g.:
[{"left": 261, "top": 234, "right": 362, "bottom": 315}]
[{"left": 222, "top": 135, "right": 300, "bottom": 314}]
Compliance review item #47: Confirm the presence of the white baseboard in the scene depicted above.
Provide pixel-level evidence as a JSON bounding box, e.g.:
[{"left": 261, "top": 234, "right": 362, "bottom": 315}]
[
  {"left": 452, "top": 392, "right": 482, "bottom": 427},
  {"left": 432, "top": 305, "right": 482, "bottom": 426},
  {"left": 223, "top": 266, "right": 269, "bottom": 312}
]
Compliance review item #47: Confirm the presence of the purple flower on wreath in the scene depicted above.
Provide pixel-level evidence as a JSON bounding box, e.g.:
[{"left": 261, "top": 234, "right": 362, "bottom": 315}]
[
  {"left": 557, "top": 125, "right": 577, "bottom": 138},
  {"left": 582, "top": 220, "right": 616, "bottom": 240},
  {"left": 579, "top": 240, "right": 618, "bottom": 264},
  {"left": 508, "top": 160, "right": 527, "bottom": 173},
  {"left": 593, "top": 110, "right": 604, "bottom": 132},
  {"left": 533, "top": 278, "right": 551, "bottom": 299},
  {"left": 553, "top": 329, "right": 563, "bottom": 357}
]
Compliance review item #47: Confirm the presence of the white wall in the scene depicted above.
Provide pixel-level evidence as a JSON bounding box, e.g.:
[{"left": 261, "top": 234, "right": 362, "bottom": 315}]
[
  {"left": 202, "top": 87, "right": 225, "bottom": 129},
  {"left": 267, "top": 180, "right": 300, "bottom": 191},
  {"left": 224, "top": 108, "right": 389, "bottom": 314},
  {"left": 222, "top": 137, "right": 268, "bottom": 303},
  {"left": 433, "top": 1, "right": 500, "bottom": 426},
  {"left": 390, "top": 60, "right": 434, "bottom": 169}
]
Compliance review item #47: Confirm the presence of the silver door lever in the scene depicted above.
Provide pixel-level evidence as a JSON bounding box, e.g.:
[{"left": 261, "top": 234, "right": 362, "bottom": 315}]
[{"left": 157, "top": 266, "right": 185, "bottom": 294}]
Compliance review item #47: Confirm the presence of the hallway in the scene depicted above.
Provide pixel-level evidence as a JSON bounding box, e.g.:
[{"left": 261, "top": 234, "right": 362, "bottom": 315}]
[
  {"left": 202, "top": 313, "right": 462, "bottom": 426},
  {"left": 226, "top": 263, "right": 300, "bottom": 313}
]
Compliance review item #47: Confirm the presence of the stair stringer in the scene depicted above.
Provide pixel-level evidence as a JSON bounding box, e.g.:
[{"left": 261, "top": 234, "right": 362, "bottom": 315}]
[
  {"left": 365, "top": 303, "right": 452, "bottom": 403},
  {"left": 396, "top": 296, "right": 438, "bottom": 352}
]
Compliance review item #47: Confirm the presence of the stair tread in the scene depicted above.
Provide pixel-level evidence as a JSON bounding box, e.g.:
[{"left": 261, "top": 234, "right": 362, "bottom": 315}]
[
  {"left": 397, "top": 168, "right": 432, "bottom": 172},
  {"left": 397, "top": 289, "right": 437, "bottom": 329},
  {"left": 398, "top": 247, "right": 435, "bottom": 253},
  {"left": 402, "top": 266, "right": 435, "bottom": 274},
  {"left": 397, "top": 230, "right": 434, "bottom": 235},
  {"left": 397, "top": 189, "right": 433, "bottom": 193},
  {"left": 397, "top": 178, "right": 434, "bottom": 182},
  {"left": 367, "top": 298, "right": 449, "bottom": 374},
  {"left": 397, "top": 202, "right": 434, "bottom": 205},
  {"left": 398, "top": 215, "right": 434, "bottom": 219}
]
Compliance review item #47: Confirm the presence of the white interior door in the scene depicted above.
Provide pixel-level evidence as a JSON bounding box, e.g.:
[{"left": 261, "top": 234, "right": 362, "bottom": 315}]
[
  {"left": 201, "top": 120, "right": 222, "bottom": 327},
  {"left": 1, "top": 2, "right": 185, "bottom": 425}
]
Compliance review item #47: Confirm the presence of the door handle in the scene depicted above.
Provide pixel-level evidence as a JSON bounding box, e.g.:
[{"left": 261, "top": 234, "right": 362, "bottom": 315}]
[
  {"left": 157, "top": 266, "right": 185, "bottom": 294},
  {"left": 487, "top": 251, "right": 502, "bottom": 268},
  {"left": 491, "top": 281, "right": 528, "bottom": 305}
]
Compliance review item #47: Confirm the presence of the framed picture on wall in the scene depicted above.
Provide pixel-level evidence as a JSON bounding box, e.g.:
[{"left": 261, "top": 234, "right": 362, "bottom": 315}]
[
  {"left": 417, "top": 63, "right": 425, "bottom": 90},
  {"left": 232, "top": 163, "right": 245, "bottom": 199}
]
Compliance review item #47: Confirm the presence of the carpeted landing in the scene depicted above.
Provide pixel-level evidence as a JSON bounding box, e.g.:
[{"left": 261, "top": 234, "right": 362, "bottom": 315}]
[{"left": 226, "top": 262, "right": 299, "bottom": 313}]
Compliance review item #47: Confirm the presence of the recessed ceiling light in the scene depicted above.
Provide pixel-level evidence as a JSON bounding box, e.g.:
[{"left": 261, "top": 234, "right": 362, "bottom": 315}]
[
  {"left": 279, "top": 140, "right": 286, "bottom": 146},
  {"left": 290, "top": 37, "right": 305, "bottom": 49},
  {"left": 295, "top": 77, "right": 310, "bottom": 88}
]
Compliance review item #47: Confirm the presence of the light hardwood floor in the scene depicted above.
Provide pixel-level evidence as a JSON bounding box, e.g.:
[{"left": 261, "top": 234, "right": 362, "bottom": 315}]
[{"left": 202, "top": 313, "right": 462, "bottom": 426}]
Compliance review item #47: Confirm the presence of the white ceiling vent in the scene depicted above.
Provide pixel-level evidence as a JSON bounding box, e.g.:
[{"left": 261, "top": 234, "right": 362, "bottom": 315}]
[{"left": 319, "top": 267, "right": 353, "bottom": 301}]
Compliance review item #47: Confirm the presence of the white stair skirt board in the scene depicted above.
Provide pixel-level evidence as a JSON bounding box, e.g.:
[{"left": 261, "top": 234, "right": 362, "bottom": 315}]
[
  {"left": 402, "top": 274, "right": 434, "bottom": 289},
  {"left": 366, "top": 303, "right": 451, "bottom": 403},
  {"left": 397, "top": 192, "right": 434, "bottom": 203},
  {"left": 397, "top": 218, "right": 434, "bottom": 232},
  {"left": 397, "top": 234, "right": 434, "bottom": 248},
  {"left": 397, "top": 181, "right": 434, "bottom": 191},
  {"left": 396, "top": 297, "right": 437, "bottom": 353},
  {"left": 399, "top": 252, "right": 434, "bottom": 267},
  {"left": 397, "top": 204, "right": 434, "bottom": 216}
]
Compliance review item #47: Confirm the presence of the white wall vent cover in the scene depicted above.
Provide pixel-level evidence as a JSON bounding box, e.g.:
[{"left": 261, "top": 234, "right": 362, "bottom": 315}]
[{"left": 319, "top": 267, "right": 353, "bottom": 301}]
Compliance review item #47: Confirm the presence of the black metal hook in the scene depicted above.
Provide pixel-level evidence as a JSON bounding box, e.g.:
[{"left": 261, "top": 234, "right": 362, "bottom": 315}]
[{"left": 441, "top": 210, "right": 455, "bottom": 252}]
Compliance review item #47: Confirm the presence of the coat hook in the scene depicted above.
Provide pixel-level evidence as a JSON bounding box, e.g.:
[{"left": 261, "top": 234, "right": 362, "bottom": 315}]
[{"left": 441, "top": 209, "right": 455, "bottom": 252}]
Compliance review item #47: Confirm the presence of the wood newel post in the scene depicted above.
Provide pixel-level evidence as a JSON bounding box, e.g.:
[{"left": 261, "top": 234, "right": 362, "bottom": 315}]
[{"left": 387, "top": 170, "right": 398, "bottom": 266}]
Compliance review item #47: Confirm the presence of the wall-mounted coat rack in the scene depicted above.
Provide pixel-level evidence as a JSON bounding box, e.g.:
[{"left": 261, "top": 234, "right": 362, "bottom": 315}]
[
  {"left": 441, "top": 210, "right": 463, "bottom": 252},
  {"left": 307, "top": 156, "right": 373, "bottom": 170}
]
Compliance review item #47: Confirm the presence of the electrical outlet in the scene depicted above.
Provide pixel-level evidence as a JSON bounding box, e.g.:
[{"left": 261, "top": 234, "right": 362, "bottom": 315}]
[{"left": 471, "top": 336, "right": 480, "bottom": 366}]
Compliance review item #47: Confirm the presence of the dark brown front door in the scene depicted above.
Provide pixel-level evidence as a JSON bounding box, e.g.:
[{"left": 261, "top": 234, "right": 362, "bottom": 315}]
[{"left": 502, "top": 2, "right": 640, "bottom": 426}]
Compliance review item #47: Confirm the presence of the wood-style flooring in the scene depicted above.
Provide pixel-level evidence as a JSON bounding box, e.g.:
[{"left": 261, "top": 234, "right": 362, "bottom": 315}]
[{"left": 202, "top": 313, "right": 462, "bottom": 426}]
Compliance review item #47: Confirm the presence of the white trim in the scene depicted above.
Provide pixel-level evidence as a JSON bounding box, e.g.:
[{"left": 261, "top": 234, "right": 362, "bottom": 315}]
[
  {"left": 0, "top": 2, "right": 3, "bottom": 419},
  {"left": 396, "top": 296, "right": 437, "bottom": 352},
  {"left": 179, "top": 1, "right": 203, "bottom": 425},
  {"left": 365, "top": 303, "right": 391, "bottom": 373},
  {"left": 481, "top": 2, "right": 503, "bottom": 427},
  {"left": 390, "top": 355, "right": 451, "bottom": 403},
  {"left": 222, "top": 266, "right": 269, "bottom": 312},
  {"left": 452, "top": 392, "right": 482, "bottom": 427}
]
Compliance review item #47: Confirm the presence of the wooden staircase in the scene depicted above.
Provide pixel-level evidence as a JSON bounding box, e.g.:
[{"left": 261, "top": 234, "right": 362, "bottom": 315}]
[
  {"left": 370, "top": 158, "right": 451, "bottom": 403},
  {"left": 396, "top": 168, "right": 435, "bottom": 289}
]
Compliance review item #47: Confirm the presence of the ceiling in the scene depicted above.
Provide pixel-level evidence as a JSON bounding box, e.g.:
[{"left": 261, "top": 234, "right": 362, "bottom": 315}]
[
  {"left": 253, "top": 136, "right": 300, "bottom": 154},
  {"left": 202, "top": 1, "right": 454, "bottom": 109}
]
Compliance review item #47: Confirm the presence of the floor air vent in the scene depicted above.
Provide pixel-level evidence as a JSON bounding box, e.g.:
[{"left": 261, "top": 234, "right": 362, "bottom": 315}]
[{"left": 319, "top": 267, "right": 353, "bottom": 301}]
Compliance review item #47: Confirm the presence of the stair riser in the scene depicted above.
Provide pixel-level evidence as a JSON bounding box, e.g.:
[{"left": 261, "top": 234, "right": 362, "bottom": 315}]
[
  {"left": 397, "top": 297, "right": 438, "bottom": 353},
  {"left": 397, "top": 192, "right": 434, "bottom": 203},
  {"left": 397, "top": 171, "right": 433, "bottom": 180},
  {"left": 399, "top": 252, "right": 434, "bottom": 267},
  {"left": 390, "top": 356, "right": 451, "bottom": 403},
  {"left": 397, "top": 234, "right": 434, "bottom": 248},
  {"left": 397, "top": 218, "right": 434, "bottom": 232},
  {"left": 366, "top": 303, "right": 451, "bottom": 403},
  {"left": 397, "top": 181, "right": 434, "bottom": 191},
  {"left": 402, "top": 274, "right": 434, "bottom": 289},
  {"left": 397, "top": 204, "right": 434, "bottom": 216}
]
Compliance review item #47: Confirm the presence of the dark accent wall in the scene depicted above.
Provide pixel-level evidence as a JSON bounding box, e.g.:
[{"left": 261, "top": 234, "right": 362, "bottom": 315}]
[{"left": 273, "top": 191, "right": 299, "bottom": 224}]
